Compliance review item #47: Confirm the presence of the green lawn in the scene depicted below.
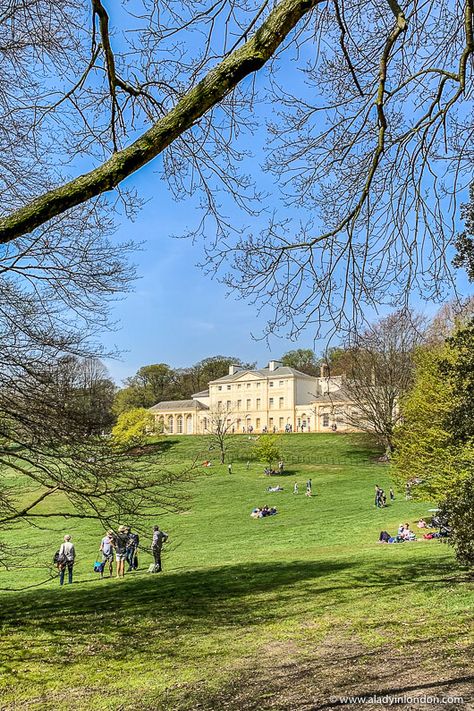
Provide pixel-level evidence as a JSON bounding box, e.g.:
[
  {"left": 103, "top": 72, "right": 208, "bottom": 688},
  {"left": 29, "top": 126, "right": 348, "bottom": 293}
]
[{"left": 0, "top": 434, "right": 472, "bottom": 710}]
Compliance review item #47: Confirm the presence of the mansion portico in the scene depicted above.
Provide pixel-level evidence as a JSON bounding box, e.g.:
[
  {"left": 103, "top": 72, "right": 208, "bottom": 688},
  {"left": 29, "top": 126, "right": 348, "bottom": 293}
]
[{"left": 150, "top": 360, "right": 361, "bottom": 435}]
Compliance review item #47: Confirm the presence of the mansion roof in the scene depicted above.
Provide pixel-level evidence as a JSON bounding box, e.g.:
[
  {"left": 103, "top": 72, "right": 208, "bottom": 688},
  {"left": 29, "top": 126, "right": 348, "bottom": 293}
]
[
  {"left": 150, "top": 399, "right": 209, "bottom": 411},
  {"left": 210, "top": 366, "right": 314, "bottom": 383}
]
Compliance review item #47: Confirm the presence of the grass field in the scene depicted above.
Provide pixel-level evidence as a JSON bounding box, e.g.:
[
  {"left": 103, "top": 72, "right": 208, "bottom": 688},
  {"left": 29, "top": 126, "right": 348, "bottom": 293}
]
[{"left": 0, "top": 434, "right": 472, "bottom": 710}]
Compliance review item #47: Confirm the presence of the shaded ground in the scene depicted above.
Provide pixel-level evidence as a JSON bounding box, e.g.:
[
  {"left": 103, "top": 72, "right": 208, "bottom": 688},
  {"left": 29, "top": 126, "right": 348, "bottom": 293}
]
[
  {"left": 7, "top": 636, "right": 473, "bottom": 711},
  {"left": 153, "top": 638, "right": 474, "bottom": 711}
]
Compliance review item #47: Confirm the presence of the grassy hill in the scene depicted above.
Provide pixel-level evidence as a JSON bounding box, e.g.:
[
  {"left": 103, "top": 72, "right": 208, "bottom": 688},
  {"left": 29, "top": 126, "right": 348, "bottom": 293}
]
[{"left": 0, "top": 434, "right": 472, "bottom": 710}]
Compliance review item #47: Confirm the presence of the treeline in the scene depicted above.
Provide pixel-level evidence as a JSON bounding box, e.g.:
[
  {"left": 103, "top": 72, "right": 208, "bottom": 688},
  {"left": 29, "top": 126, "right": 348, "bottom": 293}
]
[{"left": 113, "top": 356, "right": 257, "bottom": 415}]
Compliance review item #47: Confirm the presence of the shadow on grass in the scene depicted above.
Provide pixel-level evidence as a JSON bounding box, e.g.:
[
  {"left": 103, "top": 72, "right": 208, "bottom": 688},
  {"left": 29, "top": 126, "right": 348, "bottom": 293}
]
[{"left": 0, "top": 555, "right": 462, "bottom": 646}]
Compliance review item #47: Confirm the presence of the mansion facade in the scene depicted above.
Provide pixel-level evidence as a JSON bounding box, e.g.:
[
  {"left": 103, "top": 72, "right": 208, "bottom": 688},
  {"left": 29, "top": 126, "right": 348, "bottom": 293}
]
[{"left": 150, "top": 360, "right": 361, "bottom": 435}]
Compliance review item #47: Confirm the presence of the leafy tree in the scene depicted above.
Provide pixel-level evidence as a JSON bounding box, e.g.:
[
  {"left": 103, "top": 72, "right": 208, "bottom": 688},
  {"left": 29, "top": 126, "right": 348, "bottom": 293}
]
[
  {"left": 186, "top": 356, "right": 256, "bottom": 396},
  {"left": 394, "top": 320, "right": 474, "bottom": 566},
  {"left": 281, "top": 349, "right": 320, "bottom": 376},
  {"left": 112, "top": 408, "right": 155, "bottom": 448},
  {"left": 114, "top": 363, "right": 180, "bottom": 415},
  {"left": 393, "top": 344, "right": 462, "bottom": 500},
  {"left": 253, "top": 435, "right": 281, "bottom": 469}
]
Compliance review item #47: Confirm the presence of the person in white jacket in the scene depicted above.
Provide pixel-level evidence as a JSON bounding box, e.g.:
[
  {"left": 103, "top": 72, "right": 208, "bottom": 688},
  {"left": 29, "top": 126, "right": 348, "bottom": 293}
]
[{"left": 58, "top": 534, "right": 75, "bottom": 586}]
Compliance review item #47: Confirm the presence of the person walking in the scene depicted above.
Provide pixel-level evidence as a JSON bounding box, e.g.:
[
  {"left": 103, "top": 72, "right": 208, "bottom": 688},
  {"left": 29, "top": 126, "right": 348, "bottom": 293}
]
[
  {"left": 126, "top": 530, "right": 140, "bottom": 572},
  {"left": 151, "top": 525, "right": 169, "bottom": 573},
  {"left": 293, "top": 482, "right": 299, "bottom": 494},
  {"left": 278, "top": 460, "right": 284, "bottom": 474},
  {"left": 306, "top": 478, "right": 312, "bottom": 493},
  {"left": 374, "top": 484, "right": 381, "bottom": 507},
  {"left": 115, "top": 525, "right": 129, "bottom": 578},
  {"left": 99, "top": 530, "right": 115, "bottom": 578},
  {"left": 227, "top": 463, "right": 232, "bottom": 475},
  {"left": 389, "top": 487, "right": 395, "bottom": 501},
  {"left": 58, "top": 534, "right": 75, "bottom": 586}
]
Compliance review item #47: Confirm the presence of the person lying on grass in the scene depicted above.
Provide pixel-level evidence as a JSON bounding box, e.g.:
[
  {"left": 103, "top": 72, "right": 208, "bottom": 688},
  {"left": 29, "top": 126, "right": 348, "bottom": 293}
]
[
  {"left": 379, "top": 527, "right": 417, "bottom": 543},
  {"left": 250, "top": 505, "right": 277, "bottom": 518},
  {"left": 267, "top": 485, "right": 283, "bottom": 492}
]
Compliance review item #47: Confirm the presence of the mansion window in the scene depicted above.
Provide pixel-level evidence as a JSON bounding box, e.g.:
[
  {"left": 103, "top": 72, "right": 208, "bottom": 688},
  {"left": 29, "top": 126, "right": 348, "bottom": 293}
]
[
  {"left": 256, "top": 398, "right": 261, "bottom": 409},
  {"left": 246, "top": 399, "right": 251, "bottom": 409},
  {"left": 279, "top": 381, "right": 284, "bottom": 386},
  {"left": 227, "top": 385, "right": 231, "bottom": 390},
  {"left": 256, "top": 382, "right": 260, "bottom": 388},
  {"left": 246, "top": 383, "right": 251, "bottom": 388},
  {"left": 218, "top": 386, "right": 222, "bottom": 391},
  {"left": 269, "top": 381, "right": 274, "bottom": 387},
  {"left": 217, "top": 400, "right": 222, "bottom": 408},
  {"left": 322, "top": 413, "right": 329, "bottom": 427},
  {"left": 269, "top": 417, "right": 274, "bottom": 427},
  {"left": 279, "top": 417, "right": 284, "bottom": 428},
  {"left": 256, "top": 417, "right": 261, "bottom": 429},
  {"left": 279, "top": 397, "right": 284, "bottom": 408},
  {"left": 269, "top": 398, "right": 274, "bottom": 408},
  {"left": 226, "top": 400, "right": 231, "bottom": 409},
  {"left": 237, "top": 399, "right": 242, "bottom": 409},
  {"left": 177, "top": 416, "right": 183, "bottom": 434},
  {"left": 237, "top": 384, "right": 241, "bottom": 389}
]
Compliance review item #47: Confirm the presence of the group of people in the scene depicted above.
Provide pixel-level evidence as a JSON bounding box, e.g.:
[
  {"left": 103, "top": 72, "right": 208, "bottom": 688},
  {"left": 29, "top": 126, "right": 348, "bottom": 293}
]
[
  {"left": 54, "top": 524, "right": 169, "bottom": 585},
  {"left": 99, "top": 525, "right": 140, "bottom": 579},
  {"left": 378, "top": 522, "right": 417, "bottom": 544},
  {"left": 374, "top": 484, "right": 394, "bottom": 508},
  {"left": 293, "top": 479, "right": 313, "bottom": 497},
  {"left": 264, "top": 460, "right": 285, "bottom": 476},
  {"left": 251, "top": 505, "right": 277, "bottom": 518}
]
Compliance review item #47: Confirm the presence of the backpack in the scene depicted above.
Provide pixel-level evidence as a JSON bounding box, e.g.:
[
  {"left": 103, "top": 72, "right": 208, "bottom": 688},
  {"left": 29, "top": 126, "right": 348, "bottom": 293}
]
[
  {"left": 93, "top": 560, "right": 105, "bottom": 573},
  {"left": 53, "top": 549, "right": 66, "bottom": 566}
]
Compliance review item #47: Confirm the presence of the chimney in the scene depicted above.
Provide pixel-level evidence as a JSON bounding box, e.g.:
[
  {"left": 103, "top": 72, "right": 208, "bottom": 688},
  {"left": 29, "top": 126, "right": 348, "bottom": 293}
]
[
  {"left": 268, "top": 360, "right": 282, "bottom": 372},
  {"left": 229, "top": 364, "right": 241, "bottom": 375},
  {"left": 320, "top": 363, "right": 329, "bottom": 378}
]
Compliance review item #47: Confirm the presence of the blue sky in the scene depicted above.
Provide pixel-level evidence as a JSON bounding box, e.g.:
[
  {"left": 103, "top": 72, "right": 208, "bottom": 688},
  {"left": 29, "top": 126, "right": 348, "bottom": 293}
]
[
  {"left": 102, "top": 167, "right": 327, "bottom": 383},
  {"left": 102, "top": 155, "right": 467, "bottom": 384}
]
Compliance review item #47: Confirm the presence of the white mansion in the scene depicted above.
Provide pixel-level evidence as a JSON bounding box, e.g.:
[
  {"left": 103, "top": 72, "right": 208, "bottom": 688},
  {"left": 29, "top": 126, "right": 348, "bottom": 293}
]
[{"left": 150, "top": 360, "right": 360, "bottom": 435}]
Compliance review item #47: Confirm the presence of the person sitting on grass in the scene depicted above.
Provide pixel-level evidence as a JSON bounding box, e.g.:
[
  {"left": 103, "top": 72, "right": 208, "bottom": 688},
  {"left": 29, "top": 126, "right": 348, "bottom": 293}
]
[
  {"left": 417, "top": 518, "right": 428, "bottom": 528},
  {"left": 251, "top": 506, "right": 278, "bottom": 518},
  {"left": 401, "top": 525, "right": 416, "bottom": 541}
]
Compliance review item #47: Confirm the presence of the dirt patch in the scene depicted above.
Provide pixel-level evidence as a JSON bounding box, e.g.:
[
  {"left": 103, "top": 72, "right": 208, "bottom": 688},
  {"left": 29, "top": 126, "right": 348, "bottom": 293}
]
[{"left": 149, "top": 636, "right": 474, "bottom": 711}]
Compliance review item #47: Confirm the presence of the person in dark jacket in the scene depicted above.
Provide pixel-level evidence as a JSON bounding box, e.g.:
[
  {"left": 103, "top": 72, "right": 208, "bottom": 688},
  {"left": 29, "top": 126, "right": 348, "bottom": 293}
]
[
  {"left": 126, "top": 530, "right": 139, "bottom": 572},
  {"left": 151, "top": 525, "right": 169, "bottom": 572}
]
